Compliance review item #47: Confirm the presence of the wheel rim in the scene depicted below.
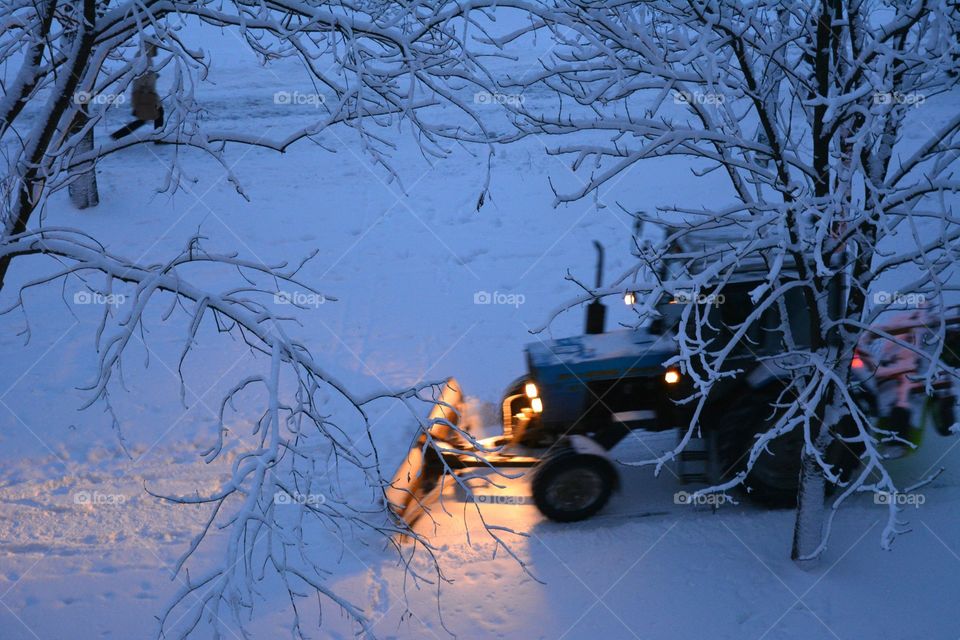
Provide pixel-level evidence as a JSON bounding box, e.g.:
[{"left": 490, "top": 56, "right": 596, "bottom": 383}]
[{"left": 545, "top": 467, "right": 604, "bottom": 512}]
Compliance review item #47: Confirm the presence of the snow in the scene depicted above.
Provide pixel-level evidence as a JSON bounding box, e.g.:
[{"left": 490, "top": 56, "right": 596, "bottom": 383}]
[{"left": 2, "top": 29, "right": 960, "bottom": 640}]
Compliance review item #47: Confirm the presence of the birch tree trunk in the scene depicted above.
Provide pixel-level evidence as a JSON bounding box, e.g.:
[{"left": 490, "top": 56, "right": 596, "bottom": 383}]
[
  {"left": 68, "top": 114, "right": 100, "bottom": 209},
  {"left": 792, "top": 428, "right": 832, "bottom": 564},
  {"left": 790, "top": 0, "right": 836, "bottom": 565},
  {"left": 65, "top": 2, "right": 99, "bottom": 210}
]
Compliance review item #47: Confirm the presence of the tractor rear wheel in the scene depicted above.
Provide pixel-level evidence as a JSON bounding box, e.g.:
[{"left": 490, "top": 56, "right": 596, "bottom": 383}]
[
  {"left": 708, "top": 391, "right": 801, "bottom": 507},
  {"left": 716, "top": 397, "right": 863, "bottom": 507},
  {"left": 742, "top": 426, "right": 804, "bottom": 507}
]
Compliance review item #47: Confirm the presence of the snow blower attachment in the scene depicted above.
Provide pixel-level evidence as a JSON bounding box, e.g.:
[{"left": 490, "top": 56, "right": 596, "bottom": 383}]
[
  {"left": 386, "top": 377, "right": 542, "bottom": 525},
  {"left": 386, "top": 378, "right": 466, "bottom": 523}
]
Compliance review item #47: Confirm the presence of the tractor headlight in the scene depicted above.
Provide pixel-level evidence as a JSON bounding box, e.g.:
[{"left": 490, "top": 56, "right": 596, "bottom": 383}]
[
  {"left": 531, "top": 397, "right": 543, "bottom": 413},
  {"left": 524, "top": 382, "right": 538, "bottom": 399}
]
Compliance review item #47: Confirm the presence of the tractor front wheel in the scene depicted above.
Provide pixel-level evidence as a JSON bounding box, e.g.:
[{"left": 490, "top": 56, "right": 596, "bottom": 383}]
[{"left": 532, "top": 447, "right": 616, "bottom": 522}]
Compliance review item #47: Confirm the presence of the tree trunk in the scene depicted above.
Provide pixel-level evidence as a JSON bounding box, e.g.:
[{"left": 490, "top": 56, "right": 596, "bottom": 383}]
[
  {"left": 792, "top": 0, "right": 837, "bottom": 568},
  {"left": 791, "top": 436, "right": 828, "bottom": 566},
  {"left": 792, "top": 391, "right": 843, "bottom": 566},
  {"left": 64, "top": 1, "right": 99, "bottom": 210},
  {"left": 68, "top": 118, "right": 99, "bottom": 209},
  {"left": 0, "top": 0, "right": 97, "bottom": 292}
]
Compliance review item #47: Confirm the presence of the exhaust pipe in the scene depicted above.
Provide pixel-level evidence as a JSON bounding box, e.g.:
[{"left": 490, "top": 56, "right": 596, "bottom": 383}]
[{"left": 585, "top": 241, "right": 606, "bottom": 334}]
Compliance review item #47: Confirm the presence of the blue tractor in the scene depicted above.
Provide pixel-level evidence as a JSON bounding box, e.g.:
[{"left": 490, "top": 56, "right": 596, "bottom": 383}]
[{"left": 388, "top": 238, "right": 959, "bottom": 524}]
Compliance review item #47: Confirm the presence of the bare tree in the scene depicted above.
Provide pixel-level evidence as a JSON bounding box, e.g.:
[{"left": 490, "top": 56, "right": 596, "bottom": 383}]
[
  {"left": 485, "top": 0, "right": 960, "bottom": 562},
  {"left": 0, "top": 0, "right": 504, "bottom": 287},
  {"left": 0, "top": 0, "right": 520, "bottom": 636},
  {"left": 5, "top": 0, "right": 959, "bottom": 634}
]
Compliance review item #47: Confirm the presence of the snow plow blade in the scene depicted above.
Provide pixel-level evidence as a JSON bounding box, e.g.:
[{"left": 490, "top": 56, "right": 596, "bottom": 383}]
[{"left": 386, "top": 378, "right": 467, "bottom": 524}]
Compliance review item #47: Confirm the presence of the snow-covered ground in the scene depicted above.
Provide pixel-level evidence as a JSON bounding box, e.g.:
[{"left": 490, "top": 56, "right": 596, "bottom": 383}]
[{"left": 2, "top": 33, "right": 960, "bottom": 640}]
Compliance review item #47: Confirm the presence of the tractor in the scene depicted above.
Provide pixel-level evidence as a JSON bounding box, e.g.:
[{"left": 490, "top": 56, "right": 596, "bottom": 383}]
[{"left": 387, "top": 231, "right": 959, "bottom": 525}]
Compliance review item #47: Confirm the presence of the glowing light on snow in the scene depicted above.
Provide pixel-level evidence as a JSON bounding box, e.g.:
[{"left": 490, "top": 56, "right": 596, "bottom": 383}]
[
  {"left": 624, "top": 291, "right": 637, "bottom": 305},
  {"left": 664, "top": 369, "right": 680, "bottom": 384}
]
